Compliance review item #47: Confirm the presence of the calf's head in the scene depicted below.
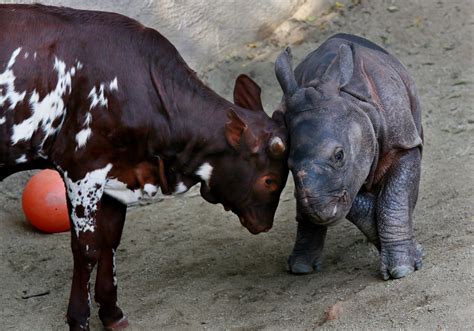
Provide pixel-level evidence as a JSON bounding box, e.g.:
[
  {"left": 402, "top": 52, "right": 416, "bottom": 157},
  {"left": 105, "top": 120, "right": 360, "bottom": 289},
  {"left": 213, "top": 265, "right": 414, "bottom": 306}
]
[
  {"left": 275, "top": 46, "right": 376, "bottom": 225},
  {"left": 199, "top": 75, "right": 289, "bottom": 234}
]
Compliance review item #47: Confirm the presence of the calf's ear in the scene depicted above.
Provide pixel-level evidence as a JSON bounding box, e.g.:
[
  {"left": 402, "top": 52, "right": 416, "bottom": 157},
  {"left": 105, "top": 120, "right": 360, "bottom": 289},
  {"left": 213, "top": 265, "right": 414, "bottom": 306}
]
[
  {"left": 275, "top": 47, "right": 298, "bottom": 97},
  {"left": 233, "top": 74, "right": 264, "bottom": 111},
  {"left": 323, "top": 44, "right": 354, "bottom": 88},
  {"left": 225, "top": 110, "right": 261, "bottom": 153}
]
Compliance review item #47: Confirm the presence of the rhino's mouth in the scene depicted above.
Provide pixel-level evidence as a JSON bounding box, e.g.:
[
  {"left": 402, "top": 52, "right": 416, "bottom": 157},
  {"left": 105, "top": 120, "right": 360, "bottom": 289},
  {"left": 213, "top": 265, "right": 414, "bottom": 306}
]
[
  {"left": 304, "top": 211, "right": 345, "bottom": 226},
  {"left": 296, "top": 192, "right": 351, "bottom": 226}
]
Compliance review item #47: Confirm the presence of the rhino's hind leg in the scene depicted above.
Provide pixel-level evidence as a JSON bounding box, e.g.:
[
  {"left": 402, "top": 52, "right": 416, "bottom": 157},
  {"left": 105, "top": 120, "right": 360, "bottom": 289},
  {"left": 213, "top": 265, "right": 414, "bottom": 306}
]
[
  {"left": 347, "top": 191, "right": 380, "bottom": 250},
  {"left": 288, "top": 207, "right": 327, "bottom": 274},
  {"left": 377, "top": 148, "right": 423, "bottom": 280}
]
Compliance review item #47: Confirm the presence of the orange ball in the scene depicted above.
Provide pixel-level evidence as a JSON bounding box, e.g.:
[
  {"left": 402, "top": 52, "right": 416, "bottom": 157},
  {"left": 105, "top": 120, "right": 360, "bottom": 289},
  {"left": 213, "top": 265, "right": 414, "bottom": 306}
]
[{"left": 22, "top": 169, "right": 70, "bottom": 233}]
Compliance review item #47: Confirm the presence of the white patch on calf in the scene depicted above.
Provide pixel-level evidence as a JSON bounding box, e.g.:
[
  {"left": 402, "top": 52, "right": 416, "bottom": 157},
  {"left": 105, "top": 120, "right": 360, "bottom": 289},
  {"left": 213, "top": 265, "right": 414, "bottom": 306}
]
[
  {"left": 112, "top": 248, "right": 117, "bottom": 287},
  {"left": 87, "top": 76, "right": 118, "bottom": 109},
  {"left": 196, "top": 162, "right": 213, "bottom": 186},
  {"left": 75, "top": 77, "right": 119, "bottom": 150},
  {"left": 75, "top": 112, "right": 92, "bottom": 149},
  {"left": 104, "top": 178, "right": 142, "bottom": 205},
  {"left": 7, "top": 48, "right": 21, "bottom": 68},
  {"left": 143, "top": 183, "right": 158, "bottom": 197},
  {"left": 87, "top": 282, "right": 92, "bottom": 323},
  {"left": 16, "top": 154, "right": 27, "bottom": 164},
  {"left": 64, "top": 164, "right": 113, "bottom": 237},
  {"left": 104, "top": 177, "right": 194, "bottom": 205},
  {"left": 109, "top": 77, "right": 119, "bottom": 91},
  {"left": 104, "top": 178, "right": 159, "bottom": 205},
  {"left": 75, "top": 127, "right": 92, "bottom": 149},
  {"left": 11, "top": 57, "right": 76, "bottom": 146},
  {"left": 88, "top": 85, "right": 108, "bottom": 109},
  {"left": 0, "top": 47, "right": 27, "bottom": 111},
  {"left": 174, "top": 182, "right": 188, "bottom": 194},
  {"left": 0, "top": 117, "right": 5, "bottom": 125}
]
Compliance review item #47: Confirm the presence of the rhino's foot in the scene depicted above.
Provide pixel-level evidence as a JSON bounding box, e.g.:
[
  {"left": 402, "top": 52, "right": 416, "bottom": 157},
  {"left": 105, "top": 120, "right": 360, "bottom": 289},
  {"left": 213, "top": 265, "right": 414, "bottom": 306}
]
[
  {"left": 288, "top": 213, "right": 327, "bottom": 275},
  {"left": 414, "top": 242, "right": 424, "bottom": 269},
  {"left": 380, "top": 241, "right": 424, "bottom": 280},
  {"left": 288, "top": 254, "right": 322, "bottom": 274}
]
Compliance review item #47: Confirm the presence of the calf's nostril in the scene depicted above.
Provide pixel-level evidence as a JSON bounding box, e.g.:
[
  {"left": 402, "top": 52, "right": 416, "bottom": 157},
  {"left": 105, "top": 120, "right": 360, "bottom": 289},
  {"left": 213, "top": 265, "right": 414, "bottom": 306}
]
[{"left": 262, "top": 226, "right": 270, "bottom": 232}]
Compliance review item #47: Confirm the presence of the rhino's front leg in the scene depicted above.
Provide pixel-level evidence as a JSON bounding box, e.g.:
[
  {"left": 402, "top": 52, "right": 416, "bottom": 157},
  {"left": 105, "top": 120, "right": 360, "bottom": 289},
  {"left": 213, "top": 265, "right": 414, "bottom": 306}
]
[
  {"left": 347, "top": 191, "right": 380, "bottom": 250},
  {"left": 288, "top": 204, "right": 327, "bottom": 274},
  {"left": 377, "top": 148, "right": 423, "bottom": 280}
]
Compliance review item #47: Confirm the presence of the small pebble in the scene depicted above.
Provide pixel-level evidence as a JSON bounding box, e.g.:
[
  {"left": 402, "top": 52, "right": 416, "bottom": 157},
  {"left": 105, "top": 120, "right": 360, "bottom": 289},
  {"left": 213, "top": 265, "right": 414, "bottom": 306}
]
[
  {"left": 325, "top": 301, "right": 343, "bottom": 321},
  {"left": 387, "top": 6, "right": 399, "bottom": 12}
]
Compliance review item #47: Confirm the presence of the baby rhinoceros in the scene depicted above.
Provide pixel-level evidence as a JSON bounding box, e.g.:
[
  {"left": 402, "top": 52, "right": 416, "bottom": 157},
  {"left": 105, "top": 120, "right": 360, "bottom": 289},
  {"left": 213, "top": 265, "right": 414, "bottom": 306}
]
[{"left": 275, "top": 33, "right": 423, "bottom": 280}]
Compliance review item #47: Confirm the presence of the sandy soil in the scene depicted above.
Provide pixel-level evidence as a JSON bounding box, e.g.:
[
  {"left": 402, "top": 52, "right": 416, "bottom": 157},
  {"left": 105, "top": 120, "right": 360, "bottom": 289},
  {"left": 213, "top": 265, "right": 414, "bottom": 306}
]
[{"left": 1, "top": 0, "right": 473, "bottom": 330}]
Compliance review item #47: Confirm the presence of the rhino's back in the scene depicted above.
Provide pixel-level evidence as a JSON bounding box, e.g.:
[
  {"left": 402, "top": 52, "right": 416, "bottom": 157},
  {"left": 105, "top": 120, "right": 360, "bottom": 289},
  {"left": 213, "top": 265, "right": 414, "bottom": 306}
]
[
  {"left": 295, "top": 33, "right": 422, "bottom": 153},
  {"left": 295, "top": 33, "right": 406, "bottom": 91}
]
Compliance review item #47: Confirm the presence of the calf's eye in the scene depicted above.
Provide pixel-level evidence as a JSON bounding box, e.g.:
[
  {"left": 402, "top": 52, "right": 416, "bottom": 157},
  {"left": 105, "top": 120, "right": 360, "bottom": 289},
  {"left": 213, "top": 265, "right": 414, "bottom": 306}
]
[
  {"left": 265, "top": 178, "right": 275, "bottom": 186},
  {"left": 260, "top": 175, "right": 279, "bottom": 192}
]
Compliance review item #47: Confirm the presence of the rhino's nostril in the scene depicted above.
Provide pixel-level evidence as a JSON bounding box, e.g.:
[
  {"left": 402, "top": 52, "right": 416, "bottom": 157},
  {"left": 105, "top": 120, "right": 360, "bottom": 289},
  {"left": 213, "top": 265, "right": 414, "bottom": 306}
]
[
  {"left": 297, "top": 169, "right": 307, "bottom": 178},
  {"left": 340, "top": 190, "right": 349, "bottom": 205}
]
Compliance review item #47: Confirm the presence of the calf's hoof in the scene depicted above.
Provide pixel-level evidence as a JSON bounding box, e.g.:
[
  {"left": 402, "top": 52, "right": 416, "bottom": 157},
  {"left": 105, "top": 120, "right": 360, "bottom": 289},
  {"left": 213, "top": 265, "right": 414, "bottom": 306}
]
[
  {"left": 104, "top": 316, "right": 129, "bottom": 331},
  {"left": 288, "top": 255, "right": 322, "bottom": 274},
  {"left": 99, "top": 305, "right": 128, "bottom": 330}
]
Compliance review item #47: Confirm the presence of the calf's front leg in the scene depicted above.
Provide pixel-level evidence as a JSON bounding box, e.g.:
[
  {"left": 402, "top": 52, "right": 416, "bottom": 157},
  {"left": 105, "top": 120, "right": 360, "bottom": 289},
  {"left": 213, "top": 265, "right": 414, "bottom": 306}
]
[
  {"left": 67, "top": 213, "right": 100, "bottom": 331},
  {"left": 377, "top": 148, "right": 423, "bottom": 280},
  {"left": 94, "top": 194, "right": 129, "bottom": 330},
  {"left": 63, "top": 167, "right": 111, "bottom": 330}
]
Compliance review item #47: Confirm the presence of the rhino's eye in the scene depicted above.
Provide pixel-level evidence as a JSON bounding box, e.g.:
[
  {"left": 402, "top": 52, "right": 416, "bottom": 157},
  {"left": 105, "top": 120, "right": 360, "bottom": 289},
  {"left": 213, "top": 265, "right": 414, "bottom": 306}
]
[{"left": 334, "top": 149, "right": 344, "bottom": 164}]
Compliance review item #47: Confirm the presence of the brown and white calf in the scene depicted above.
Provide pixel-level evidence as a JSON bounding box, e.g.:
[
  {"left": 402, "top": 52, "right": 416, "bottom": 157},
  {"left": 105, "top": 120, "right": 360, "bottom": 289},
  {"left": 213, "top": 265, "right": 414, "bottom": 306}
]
[{"left": 0, "top": 4, "right": 288, "bottom": 330}]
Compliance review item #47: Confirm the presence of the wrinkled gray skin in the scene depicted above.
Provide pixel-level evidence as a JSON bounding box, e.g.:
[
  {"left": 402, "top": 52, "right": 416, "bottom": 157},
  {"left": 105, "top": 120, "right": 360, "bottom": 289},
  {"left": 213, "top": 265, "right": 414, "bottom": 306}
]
[{"left": 275, "top": 34, "right": 423, "bottom": 280}]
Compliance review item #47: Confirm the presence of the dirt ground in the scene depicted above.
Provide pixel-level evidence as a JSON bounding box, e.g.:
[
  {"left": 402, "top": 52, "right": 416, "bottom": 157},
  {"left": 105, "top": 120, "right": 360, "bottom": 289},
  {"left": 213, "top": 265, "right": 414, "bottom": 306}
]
[{"left": 1, "top": 0, "right": 473, "bottom": 330}]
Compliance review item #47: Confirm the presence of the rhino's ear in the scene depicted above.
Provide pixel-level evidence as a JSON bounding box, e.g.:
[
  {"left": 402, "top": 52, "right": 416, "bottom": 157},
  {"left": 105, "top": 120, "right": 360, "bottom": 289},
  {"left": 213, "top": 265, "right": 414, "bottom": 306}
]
[
  {"left": 275, "top": 47, "right": 298, "bottom": 97},
  {"left": 323, "top": 44, "right": 354, "bottom": 88}
]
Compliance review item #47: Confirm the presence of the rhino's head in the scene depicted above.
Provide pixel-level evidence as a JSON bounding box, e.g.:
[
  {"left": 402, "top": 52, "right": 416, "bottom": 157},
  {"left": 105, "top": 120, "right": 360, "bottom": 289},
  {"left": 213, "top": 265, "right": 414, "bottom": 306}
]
[{"left": 275, "top": 45, "right": 377, "bottom": 225}]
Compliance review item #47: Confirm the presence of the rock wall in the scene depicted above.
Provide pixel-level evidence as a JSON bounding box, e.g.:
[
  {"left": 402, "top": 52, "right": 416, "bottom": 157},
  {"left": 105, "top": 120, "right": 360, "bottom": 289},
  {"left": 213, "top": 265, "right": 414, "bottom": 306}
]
[{"left": 1, "top": 0, "right": 328, "bottom": 69}]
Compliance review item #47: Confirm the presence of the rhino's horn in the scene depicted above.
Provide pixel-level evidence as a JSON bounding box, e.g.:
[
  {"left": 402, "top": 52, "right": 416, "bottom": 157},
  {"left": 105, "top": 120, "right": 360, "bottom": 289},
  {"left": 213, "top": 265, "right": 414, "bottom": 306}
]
[{"left": 275, "top": 47, "right": 298, "bottom": 97}]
